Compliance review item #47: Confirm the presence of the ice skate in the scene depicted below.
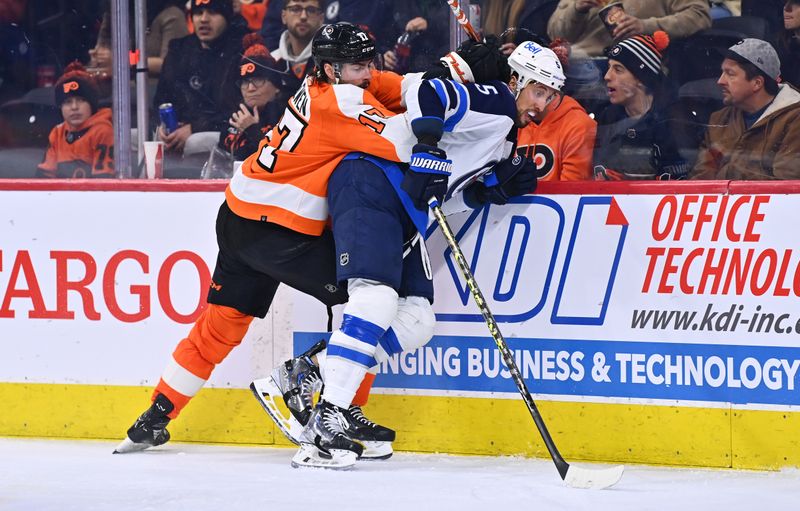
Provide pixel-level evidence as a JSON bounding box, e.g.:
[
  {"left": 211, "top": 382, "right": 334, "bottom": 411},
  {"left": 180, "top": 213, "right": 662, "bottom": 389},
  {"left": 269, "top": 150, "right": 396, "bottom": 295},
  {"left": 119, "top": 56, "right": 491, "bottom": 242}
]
[
  {"left": 251, "top": 340, "right": 325, "bottom": 444},
  {"left": 345, "top": 405, "right": 395, "bottom": 460},
  {"left": 113, "top": 394, "right": 173, "bottom": 453},
  {"left": 291, "top": 400, "right": 363, "bottom": 470}
]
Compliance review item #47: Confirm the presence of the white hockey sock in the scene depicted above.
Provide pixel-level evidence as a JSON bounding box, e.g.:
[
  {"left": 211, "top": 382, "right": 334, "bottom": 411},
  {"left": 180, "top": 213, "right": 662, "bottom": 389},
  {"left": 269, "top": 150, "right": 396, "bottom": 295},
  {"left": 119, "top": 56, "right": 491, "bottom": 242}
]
[{"left": 322, "top": 279, "right": 398, "bottom": 408}]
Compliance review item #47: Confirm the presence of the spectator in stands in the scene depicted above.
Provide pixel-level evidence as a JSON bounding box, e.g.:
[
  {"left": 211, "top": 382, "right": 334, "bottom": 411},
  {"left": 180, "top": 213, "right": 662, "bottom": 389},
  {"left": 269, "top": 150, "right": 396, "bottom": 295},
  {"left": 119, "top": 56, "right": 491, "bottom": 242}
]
[
  {"left": 36, "top": 62, "right": 114, "bottom": 179},
  {"left": 779, "top": 0, "right": 800, "bottom": 88},
  {"left": 515, "top": 40, "right": 597, "bottom": 180},
  {"left": 482, "top": 0, "right": 560, "bottom": 54},
  {"left": 547, "top": 0, "right": 711, "bottom": 58},
  {"left": 260, "top": 0, "right": 398, "bottom": 56},
  {"left": 691, "top": 39, "right": 800, "bottom": 180},
  {"left": 382, "top": 1, "right": 450, "bottom": 74},
  {"left": 146, "top": 0, "right": 190, "bottom": 77},
  {"left": 270, "top": 0, "right": 324, "bottom": 87},
  {"left": 209, "top": 33, "right": 288, "bottom": 173},
  {"left": 153, "top": 0, "right": 247, "bottom": 172},
  {"left": 593, "top": 32, "right": 689, "bottom": 180}
]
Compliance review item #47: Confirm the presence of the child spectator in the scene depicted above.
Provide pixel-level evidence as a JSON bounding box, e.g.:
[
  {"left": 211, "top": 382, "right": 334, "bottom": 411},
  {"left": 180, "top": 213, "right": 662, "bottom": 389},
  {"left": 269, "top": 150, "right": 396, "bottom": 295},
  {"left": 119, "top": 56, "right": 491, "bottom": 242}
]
[
  {"left": 36, "top": 62, "right": 114, "bottom": 179},
  {"left": 592, "top": 32, "right": 689, "bottom": 180}
]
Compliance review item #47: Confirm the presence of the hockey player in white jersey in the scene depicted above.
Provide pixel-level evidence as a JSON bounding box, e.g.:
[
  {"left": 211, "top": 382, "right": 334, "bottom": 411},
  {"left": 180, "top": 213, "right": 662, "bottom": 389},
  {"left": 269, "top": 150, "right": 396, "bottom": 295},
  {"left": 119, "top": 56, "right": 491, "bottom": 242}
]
[{"left": 255, "top": 38, "right": 568, "bottom": 468}]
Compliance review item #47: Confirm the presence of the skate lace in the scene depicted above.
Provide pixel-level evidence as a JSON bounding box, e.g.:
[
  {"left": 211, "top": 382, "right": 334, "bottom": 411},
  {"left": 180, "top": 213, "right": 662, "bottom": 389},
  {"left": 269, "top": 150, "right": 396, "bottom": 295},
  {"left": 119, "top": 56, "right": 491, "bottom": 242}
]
[
  {"left": 348, "top": 406, "right": 376, "bottom": 428},
  {"left": 322, "top": 407, "right": 350, "bottom": 434},
  {"left": 300, "top": 370, "right": 320, "bottom": 396}
]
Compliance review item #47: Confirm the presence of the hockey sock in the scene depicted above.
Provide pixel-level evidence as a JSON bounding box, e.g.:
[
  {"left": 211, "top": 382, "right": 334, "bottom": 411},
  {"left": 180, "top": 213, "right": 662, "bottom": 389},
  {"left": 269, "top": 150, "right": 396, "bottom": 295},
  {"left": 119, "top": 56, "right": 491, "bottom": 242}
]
[
  {"left": 322, "top": 279, "right": 398, "bottom": 409},
  {"left": 153, "top": 304, "right": 253, "bottom": 418},
  {"left": 351, "top": 371, "right": 376, "bottom": 406}
]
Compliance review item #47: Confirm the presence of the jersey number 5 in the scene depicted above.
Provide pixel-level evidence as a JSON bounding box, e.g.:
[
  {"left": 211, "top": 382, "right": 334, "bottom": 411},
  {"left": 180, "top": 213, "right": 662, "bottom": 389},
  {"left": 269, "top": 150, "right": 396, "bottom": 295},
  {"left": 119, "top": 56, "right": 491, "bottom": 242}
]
[{"left": 256, "top": 107, "right": 308, "bottom": 172}]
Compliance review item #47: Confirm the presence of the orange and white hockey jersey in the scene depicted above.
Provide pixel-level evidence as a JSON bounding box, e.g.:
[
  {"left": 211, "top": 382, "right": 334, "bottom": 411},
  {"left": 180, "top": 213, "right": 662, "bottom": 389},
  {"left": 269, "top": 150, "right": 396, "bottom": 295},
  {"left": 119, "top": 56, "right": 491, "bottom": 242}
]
[
  {"left": 226, "top": 70, "right": 416, "bottom": 235},
  {"left": 36, "top": 107, "right": 115, "bottom": 179},
  {"left": 516, "top": 95, "right": 596, "bottom": 181}
]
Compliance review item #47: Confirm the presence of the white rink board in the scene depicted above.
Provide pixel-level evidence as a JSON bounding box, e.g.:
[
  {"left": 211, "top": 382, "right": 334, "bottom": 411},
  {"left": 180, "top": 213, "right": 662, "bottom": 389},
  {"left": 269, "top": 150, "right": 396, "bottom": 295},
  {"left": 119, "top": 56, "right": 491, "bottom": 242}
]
[{"left": 2, "top": 188, "right": 800, "bottom": 409}]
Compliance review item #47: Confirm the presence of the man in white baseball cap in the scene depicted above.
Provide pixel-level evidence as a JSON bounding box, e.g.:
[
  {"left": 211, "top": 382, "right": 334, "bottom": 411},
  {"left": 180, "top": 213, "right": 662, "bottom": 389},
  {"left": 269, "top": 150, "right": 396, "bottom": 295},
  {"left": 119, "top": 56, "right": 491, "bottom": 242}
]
[{"left": 691, "top": 38, "right": 800, "bottom": 180}]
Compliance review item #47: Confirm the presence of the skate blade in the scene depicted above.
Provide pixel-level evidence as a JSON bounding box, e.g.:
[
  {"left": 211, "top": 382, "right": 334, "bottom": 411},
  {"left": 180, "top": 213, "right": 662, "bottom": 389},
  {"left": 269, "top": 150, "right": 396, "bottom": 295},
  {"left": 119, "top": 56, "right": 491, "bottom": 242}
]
[
  {"left": 250, "top": 378, "right": 304, "bottom": 445},
  {"left": 359, "top": 441, "right": 393, "bottom": 460},
  {"left": 291, "top": 443, "right": 358, "bottom": 470},
  {"left": 112, "top": 436, "right": 152, "bottom": 454}
]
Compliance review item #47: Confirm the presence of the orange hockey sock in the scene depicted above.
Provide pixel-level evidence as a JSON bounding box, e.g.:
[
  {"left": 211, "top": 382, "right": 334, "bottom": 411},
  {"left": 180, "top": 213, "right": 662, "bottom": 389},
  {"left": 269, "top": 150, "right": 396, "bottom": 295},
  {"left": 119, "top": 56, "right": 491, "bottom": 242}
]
[{"left": 351, "top": 372, "right": 376, "bottom": 407}]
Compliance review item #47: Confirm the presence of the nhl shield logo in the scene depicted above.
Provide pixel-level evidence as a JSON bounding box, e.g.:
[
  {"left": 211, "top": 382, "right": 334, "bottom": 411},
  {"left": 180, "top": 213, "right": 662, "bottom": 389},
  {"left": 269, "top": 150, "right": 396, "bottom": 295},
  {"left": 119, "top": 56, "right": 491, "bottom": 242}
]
[{"left": 339, "top": 252, "right": 349, "bottom": 266}]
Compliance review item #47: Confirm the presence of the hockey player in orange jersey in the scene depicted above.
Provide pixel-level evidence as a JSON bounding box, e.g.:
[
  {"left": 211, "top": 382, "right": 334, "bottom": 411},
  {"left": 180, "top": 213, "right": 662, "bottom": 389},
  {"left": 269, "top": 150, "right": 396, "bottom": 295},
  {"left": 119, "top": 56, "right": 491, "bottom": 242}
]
[
  {"left": 114, "top": 22, "right": 441, "bottom": 457},
  {"left": 114, "top": 24, "right": 538, "bottom": 464},
  {"left": 36, "top": 62, "right": 114, "bottom": 179}
]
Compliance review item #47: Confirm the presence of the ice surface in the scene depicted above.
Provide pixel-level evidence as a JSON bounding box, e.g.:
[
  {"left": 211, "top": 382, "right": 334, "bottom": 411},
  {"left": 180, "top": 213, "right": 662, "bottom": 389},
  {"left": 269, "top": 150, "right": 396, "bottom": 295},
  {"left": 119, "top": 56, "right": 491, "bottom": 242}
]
[{"left": 0, "top": 438, "right": 794, "bottom": 511}]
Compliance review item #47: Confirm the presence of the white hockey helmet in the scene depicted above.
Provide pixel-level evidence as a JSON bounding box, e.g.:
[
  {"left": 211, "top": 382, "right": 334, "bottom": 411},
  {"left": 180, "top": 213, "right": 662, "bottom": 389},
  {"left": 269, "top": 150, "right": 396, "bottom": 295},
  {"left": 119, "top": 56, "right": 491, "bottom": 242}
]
[{"left": 508, "top": 41, "right": 566, "bottom": 97}]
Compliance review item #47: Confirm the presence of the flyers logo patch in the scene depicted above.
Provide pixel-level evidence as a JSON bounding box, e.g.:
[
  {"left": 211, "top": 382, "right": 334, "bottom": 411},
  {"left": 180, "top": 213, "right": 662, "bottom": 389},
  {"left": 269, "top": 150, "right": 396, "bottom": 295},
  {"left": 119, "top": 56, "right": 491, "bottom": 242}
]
[
  {"left": 240, "top": 62, "right": 256, "bottom": 76},
  {"left": 195, "top": 0, "right": 210, "bottom": 5},
  {"left": 63, "top": 81, "right": 79, "bottom": 93}
]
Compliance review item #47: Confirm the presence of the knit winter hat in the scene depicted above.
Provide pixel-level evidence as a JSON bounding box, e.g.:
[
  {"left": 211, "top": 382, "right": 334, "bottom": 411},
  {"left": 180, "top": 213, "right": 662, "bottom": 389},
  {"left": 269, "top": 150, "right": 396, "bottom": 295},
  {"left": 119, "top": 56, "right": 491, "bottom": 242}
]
[
  {"left": 239, "top": 33, "right": 285, "bottom": 88},
  {"left": 604, "top": 31, "right": 670, "bottom": 90},
  {"left": 190, "top": 0, "right": 233, "bottom": 20},
  {"left": 54, "top": 61, "right": 99, "bottom": 112}
]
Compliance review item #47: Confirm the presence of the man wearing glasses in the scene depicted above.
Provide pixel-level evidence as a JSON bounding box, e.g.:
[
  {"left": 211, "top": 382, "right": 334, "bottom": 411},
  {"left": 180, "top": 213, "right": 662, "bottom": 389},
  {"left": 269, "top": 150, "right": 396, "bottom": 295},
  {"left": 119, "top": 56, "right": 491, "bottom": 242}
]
[{"left": 271, "top": 0, "right": 325, "bottom": 85}]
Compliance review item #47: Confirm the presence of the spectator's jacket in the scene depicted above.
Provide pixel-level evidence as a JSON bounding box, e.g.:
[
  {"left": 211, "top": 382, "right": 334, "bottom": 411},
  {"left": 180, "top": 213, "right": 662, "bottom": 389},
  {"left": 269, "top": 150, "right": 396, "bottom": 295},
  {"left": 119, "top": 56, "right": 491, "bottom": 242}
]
[
  {"left": 271, "top": 30, "right": 314, "bottom": 80},
  {"left": 593, "top": 102, "right": 688, "bottom": 180},
  {"left": 153, "top": 18, "right": 248, "bottom": 133},
  {"left": 517, "top": 0, "right": 560, "bottom": 42},
  {"left": 36, "top": 107, "right": 114, "bottom": 178},
  {"left": 219, "top": 98, "right": 286, "bottom": 161},
  {"left": 515, "top": 95, "right": 596, "bottom": 181},
  {"left": 145, "top": 5, "right": 189, "bottom": 61},
  {"left": 691, "top": 84, "right": 800, "bottom": 180},
  {"left": 547, "top": 0, "right": 711, "bottom": 58}
]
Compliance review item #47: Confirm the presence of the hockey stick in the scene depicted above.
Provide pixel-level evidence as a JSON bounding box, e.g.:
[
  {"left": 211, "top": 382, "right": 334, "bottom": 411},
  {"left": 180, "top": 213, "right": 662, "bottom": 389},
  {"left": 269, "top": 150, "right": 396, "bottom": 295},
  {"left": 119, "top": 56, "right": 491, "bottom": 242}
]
[
  {"left": 445, "top": 0, "right": 482, "bottom": 42},
  {"left": 427, "top": 197, "right": 624, "bottom": 490}
]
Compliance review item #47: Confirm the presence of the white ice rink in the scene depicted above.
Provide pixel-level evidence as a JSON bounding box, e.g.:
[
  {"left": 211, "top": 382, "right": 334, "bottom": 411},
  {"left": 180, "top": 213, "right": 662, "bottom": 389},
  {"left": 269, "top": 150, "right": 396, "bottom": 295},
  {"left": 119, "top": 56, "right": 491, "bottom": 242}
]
[{"left": 0, "top": 438, "right": 795, "bottom": 511}]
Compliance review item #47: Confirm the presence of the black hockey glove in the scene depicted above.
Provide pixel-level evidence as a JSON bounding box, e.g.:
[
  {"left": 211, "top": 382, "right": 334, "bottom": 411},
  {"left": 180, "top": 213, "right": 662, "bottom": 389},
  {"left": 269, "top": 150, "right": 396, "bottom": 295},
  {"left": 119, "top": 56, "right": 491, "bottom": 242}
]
[
  {"left": 465, "top": 154, "right": 537, "bottom": 207},
  {"left": 402, "top": 144, "right": 453, "bottom": 210},
  {"left": 423, "top": 36, "right": 510, "bottom": 84}
]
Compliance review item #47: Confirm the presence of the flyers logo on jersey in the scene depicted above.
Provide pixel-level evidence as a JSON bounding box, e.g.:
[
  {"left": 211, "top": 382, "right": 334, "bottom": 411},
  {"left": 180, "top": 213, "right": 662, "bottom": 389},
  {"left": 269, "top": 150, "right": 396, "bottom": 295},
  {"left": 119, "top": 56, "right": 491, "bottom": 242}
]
[
  {"left": 63, "top": 81, "right": 80, "bottom": 93},
  {"left": 195, "top": 0, "right": 210, "bottom": 5},
  {"left": 240, "top": 62, "right": 256, "bottom": 76}
]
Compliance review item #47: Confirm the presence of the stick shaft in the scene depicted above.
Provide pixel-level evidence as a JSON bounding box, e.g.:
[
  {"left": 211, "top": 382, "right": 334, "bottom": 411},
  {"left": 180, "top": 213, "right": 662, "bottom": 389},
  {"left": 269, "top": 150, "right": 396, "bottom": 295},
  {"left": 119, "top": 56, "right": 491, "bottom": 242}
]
[
  {"left": 445, "top": 0, "right": 481, "bottom": 42},
  {"left": 429, "top": 202, "right": 570, "bottom": 479}
]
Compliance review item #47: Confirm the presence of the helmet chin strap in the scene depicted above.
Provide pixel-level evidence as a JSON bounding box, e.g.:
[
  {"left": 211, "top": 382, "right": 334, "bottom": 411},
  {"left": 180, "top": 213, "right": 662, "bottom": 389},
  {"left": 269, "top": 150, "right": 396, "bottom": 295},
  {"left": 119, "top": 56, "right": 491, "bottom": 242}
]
[{"left": 332, "top": 62, "right": 343, "bottom": 84}]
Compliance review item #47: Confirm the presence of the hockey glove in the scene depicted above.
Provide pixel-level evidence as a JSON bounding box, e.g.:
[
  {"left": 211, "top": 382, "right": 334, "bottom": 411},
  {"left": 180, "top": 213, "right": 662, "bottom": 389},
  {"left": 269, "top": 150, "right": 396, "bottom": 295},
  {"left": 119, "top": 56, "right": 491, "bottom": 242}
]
[
  {"left": 465, "top": 154, "right": 537, "bottom": 207},
  {"left": 402, "top": 144, "right": 453, "bottom": 210},
  {"left": 423, "top": 37, "right": 511, "bottom": 84}
]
